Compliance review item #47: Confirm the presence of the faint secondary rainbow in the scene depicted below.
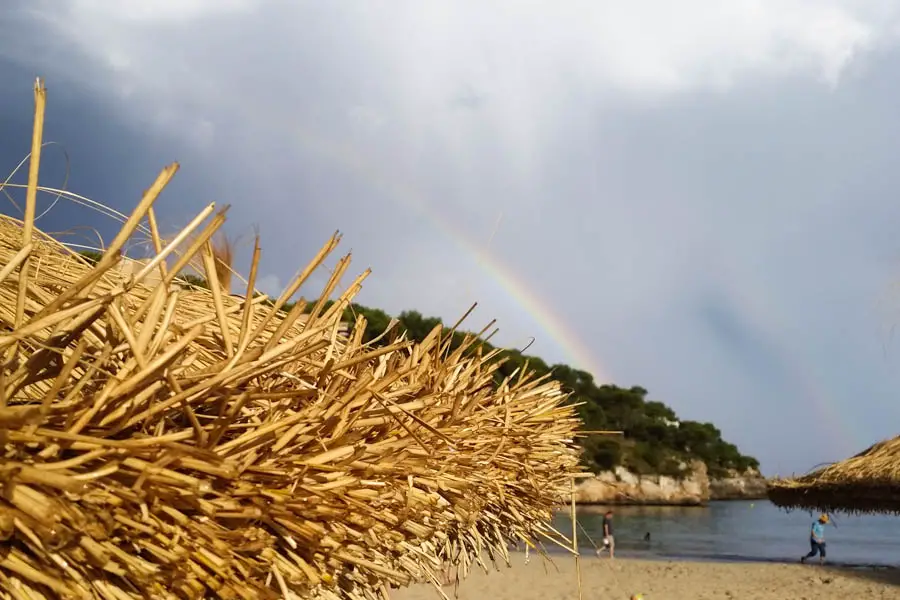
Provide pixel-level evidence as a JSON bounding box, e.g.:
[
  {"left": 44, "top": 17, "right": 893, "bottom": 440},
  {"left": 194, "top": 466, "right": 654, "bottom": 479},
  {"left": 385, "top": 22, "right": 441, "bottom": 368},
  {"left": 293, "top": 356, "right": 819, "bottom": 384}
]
[
  {"left": 287, "top": 124, "right": 611, "bottom": 383},
  {"left": 724, "top": 284, "right": 866, "bottom": 462},
  {"left": 788, "top": 363, "right": 865, "bottom": 467}
]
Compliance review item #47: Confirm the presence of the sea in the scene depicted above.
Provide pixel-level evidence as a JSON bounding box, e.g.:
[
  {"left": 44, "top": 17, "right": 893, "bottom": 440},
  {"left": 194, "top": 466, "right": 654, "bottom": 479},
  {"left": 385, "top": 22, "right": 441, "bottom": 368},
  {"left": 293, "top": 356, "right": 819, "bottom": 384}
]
[{"left": 548, "top": 500, "right": 900, "bottom": 568}]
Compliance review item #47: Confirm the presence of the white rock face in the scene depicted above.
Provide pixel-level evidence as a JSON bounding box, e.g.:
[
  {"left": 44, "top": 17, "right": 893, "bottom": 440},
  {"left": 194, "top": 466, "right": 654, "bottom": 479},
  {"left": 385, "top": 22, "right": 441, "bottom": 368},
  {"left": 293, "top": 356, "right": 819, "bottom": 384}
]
[
  {"left": 572, "top": 463, "right": 768, "bottom": 505},
  {"left": 708, "top": 468, "right": 768, "bottom": 500},
  {"left": 572, "top": 461, "right": 710, "bottom": 505}
]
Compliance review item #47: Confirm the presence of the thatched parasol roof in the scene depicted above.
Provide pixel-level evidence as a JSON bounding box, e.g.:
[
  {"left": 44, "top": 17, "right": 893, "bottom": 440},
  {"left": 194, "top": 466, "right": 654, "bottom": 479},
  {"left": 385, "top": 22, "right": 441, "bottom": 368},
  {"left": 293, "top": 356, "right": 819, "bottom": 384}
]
[
  {"left": 768, "top": 437, "right": 900, "bottom": 515},
  {"left": 0, "top": 80, "right": 585, "bottom": 599}
]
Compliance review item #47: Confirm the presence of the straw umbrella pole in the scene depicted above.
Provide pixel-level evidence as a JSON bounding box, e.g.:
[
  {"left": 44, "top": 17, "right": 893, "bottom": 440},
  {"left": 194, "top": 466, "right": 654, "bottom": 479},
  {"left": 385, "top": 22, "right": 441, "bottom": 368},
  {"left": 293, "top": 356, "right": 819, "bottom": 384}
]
[{"left": 571, "top": 476, "right": 582, "bottom": 600}]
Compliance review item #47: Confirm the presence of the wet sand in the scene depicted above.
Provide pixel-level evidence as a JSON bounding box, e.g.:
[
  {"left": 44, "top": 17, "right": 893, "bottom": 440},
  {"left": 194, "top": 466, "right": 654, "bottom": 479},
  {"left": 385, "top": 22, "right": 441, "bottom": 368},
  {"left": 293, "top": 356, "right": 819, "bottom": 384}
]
[{"left": 391, "top": 555, "right": 900, "bottom": 600}]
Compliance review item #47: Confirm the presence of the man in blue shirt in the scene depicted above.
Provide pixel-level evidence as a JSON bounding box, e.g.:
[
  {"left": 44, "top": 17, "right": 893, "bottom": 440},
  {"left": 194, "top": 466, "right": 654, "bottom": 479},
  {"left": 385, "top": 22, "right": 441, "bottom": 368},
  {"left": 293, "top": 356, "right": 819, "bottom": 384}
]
[{"left": 801, "top": 514, "right": 829, "bottom": 565}]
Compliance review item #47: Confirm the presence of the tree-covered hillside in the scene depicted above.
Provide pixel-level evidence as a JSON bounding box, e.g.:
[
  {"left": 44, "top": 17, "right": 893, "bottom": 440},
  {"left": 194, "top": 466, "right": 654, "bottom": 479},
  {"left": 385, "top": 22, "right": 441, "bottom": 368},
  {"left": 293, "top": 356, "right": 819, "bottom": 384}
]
[{"left": 291, "top": 299, "right": 759, "bottom": 478}]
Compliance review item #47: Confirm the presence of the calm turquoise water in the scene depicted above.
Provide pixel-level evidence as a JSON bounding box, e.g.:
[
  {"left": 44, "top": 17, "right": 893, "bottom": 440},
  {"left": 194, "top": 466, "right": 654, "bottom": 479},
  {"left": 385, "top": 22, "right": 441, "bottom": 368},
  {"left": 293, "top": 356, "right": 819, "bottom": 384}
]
[{"left": 549, "top": 501, "right": 900, "bottom": 567}]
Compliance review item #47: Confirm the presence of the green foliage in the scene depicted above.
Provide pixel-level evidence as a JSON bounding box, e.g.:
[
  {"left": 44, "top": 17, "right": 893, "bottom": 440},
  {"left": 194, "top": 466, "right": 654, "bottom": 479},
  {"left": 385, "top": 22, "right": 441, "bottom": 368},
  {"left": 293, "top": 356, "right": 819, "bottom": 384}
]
[
  {"left": 581, "top": 437, "right": 622, "bottom": 472},
  {"left": 77, "top": 250, "right": 103, "bottom": 266},
  {"left": 179, "top": 274, "right": 209, "bottom": 290}
]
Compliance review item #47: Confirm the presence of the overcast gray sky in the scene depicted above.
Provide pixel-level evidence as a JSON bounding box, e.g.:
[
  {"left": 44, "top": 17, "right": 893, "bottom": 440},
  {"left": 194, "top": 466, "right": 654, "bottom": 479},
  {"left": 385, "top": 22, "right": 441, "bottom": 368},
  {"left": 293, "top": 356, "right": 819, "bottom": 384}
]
[{"left": 3, "top": 1, "right": 900, "bottom": 475}]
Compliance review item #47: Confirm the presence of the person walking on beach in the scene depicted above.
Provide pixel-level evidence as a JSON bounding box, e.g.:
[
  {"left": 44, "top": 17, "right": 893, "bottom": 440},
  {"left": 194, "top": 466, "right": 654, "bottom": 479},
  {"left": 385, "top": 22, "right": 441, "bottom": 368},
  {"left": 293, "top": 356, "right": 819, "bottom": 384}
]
[
  {"left": 596, "top": 510, "right": 615, "bottom": 559},
  {"left": 801, "top": 514, "right": 829, "bottom": 565}
]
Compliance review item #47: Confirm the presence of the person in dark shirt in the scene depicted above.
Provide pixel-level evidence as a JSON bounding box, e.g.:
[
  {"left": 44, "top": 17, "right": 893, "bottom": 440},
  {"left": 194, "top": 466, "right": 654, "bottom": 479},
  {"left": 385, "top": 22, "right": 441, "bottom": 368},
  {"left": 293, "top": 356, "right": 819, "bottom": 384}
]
[{"left": 595, "top": 510, "right": 615, "bottom": 559}]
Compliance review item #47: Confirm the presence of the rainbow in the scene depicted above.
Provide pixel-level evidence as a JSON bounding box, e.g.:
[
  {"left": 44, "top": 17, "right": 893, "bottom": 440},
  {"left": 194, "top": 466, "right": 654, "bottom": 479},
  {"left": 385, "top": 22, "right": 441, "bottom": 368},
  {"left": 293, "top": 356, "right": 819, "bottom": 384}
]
[
  {"left": 284, "top": 121, "right": 611, "bottom": 383},
  {"left": 439, "top": 221, "right": 610, "bottom": 383}
]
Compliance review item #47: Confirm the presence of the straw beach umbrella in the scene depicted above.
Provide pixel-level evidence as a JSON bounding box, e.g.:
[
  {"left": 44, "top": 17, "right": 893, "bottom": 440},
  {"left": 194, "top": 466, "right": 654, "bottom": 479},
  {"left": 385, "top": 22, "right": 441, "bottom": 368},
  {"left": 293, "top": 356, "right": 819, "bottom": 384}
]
[
  {"left": 0, "top": 80, "right": 585, "bottom": 599},
  {"left": 768, "top": 437, "right": 900, "bottom": 515}
]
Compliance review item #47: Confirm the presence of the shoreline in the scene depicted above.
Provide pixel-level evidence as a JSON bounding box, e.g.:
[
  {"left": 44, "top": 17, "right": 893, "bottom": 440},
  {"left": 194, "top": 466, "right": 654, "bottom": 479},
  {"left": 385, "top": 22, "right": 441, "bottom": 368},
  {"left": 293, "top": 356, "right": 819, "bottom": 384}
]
[
  {"left": 548, "top": 499, "right": 900, "bottom": 572},
  {"left": 527, "top": 537, "right": 900, "bottom": 571},
  {"left": 567, "top": 495, "right": 768, "bottom": 507},
  {"left": 392, "top": 555, "right": 900, "bottom": 599},
  {"left": 541, "top": 550, "right": 899, "bottom": 571},
  {"left": 559, "top": 497, "right": 768, "bottom": 510}
]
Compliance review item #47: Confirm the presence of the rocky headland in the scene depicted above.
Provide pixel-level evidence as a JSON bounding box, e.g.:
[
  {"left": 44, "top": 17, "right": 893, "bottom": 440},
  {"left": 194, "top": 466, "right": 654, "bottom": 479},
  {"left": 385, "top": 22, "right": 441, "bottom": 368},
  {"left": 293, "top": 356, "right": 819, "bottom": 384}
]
[{"left": 571, "top": 462, "right": 767, "bottom": 506}]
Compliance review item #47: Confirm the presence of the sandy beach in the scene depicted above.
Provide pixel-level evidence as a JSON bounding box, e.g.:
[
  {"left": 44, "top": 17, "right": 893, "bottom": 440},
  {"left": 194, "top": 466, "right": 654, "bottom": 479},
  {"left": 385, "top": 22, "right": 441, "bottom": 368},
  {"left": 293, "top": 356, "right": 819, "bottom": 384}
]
[{"left": 391, "top": 555, "right": 900, "bottom": 600}]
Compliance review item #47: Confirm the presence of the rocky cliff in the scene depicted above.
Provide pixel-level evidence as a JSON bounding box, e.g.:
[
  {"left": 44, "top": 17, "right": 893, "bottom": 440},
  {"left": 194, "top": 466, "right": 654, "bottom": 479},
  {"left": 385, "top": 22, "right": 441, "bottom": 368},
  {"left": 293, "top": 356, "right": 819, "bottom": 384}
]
[
  {"left": 708, "top": 468, "right": 768, "bottom": 500},
  {"left": 572, "top": 463, "right": 767, "bottom": 505},
  {"left": 573, "top": 461, "right": 709, "bottom": 506}
]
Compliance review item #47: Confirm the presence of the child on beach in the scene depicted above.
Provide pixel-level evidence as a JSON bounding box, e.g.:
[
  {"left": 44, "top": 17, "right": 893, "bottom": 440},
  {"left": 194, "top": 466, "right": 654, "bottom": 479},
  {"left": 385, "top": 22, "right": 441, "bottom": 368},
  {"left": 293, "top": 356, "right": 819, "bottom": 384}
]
[{"left": 800, "top": 514, "right": 828, "bottom": 565}]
